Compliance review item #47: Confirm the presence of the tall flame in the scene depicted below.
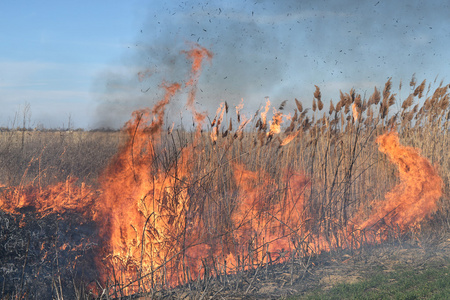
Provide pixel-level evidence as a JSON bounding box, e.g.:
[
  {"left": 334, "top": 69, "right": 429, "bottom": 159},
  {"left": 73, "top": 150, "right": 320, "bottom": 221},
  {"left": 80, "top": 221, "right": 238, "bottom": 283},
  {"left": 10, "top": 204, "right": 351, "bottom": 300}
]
[
  {"left": 352, "top": 131, "right": 442, "bottom": 235},
  {"left": 92, "top": 45, "right": 213, "bottom": 290},
  {"left": 183, "top": 44, "right": 213, "bottom": 128},
  {"left": 352, "top": 103, "right": 359, "bottom": 122}
]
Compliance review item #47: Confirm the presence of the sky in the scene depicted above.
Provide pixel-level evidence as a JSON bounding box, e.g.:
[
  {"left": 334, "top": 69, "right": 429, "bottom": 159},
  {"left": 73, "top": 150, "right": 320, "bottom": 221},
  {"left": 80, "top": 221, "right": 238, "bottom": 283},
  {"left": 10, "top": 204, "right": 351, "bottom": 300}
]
[{"left": 1, "top": 0, "right": 450, "bottom": 129}]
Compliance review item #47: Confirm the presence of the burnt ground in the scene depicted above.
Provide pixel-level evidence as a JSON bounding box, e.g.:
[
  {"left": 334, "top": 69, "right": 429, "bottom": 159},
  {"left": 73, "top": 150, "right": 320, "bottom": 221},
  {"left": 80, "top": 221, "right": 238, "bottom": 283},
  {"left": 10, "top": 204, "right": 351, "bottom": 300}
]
[
  {"left": 1, "top": 208, "right": 449, "bottom": 299},
  {"left": 0, "top": 210, "right": 100, "bottom": 299}
]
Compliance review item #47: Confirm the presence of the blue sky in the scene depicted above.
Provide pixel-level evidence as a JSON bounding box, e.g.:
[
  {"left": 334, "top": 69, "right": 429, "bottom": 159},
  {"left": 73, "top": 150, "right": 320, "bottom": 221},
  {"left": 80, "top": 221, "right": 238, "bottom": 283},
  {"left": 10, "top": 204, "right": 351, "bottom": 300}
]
[{"left": 1, "top": 0, "right": 449, "bottom": 129}]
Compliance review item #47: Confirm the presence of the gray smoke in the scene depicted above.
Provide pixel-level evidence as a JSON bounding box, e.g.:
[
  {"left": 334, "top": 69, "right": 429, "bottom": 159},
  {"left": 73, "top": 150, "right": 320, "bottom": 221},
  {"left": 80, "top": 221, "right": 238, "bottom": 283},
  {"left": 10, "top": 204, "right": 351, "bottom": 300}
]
[{"left": 93, "top": 0, "right": 450, "bottom": 128}]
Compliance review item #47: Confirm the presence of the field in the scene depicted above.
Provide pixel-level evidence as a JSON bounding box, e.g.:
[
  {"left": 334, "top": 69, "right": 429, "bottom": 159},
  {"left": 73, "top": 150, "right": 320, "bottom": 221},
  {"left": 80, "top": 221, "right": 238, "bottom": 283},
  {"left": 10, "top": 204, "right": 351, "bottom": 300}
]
[
  {"left": 0, "top": 130, "right": 123, "bottom": 187},
  {"left": 1, "top": 47, "right": 450, "bottom": 299}
]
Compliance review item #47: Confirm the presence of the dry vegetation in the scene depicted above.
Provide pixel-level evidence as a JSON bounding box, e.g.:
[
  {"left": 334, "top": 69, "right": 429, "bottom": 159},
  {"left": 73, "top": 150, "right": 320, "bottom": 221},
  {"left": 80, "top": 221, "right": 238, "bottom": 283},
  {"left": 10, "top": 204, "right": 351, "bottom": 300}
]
[
  {"left": 0, "top": 130, "right": 124, "bottom": 187},
  {"left": 1, "top": 75, "right": 450, "bottom": 299}
]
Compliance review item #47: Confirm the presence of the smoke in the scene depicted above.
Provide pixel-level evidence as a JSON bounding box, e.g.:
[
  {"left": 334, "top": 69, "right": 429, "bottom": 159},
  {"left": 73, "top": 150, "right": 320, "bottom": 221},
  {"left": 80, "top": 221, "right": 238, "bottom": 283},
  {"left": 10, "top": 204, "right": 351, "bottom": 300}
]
[
  {"left": 92, "top": 1, "right": 294, "bottom": 128},
  {"left": 92, "top": 0, "right": 450, "bottom": 129}
]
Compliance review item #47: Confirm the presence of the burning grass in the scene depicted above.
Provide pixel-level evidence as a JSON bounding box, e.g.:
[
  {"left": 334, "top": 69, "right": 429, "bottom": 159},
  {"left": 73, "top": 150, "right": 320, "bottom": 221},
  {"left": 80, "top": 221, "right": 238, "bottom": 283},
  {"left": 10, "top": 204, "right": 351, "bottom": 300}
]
[{"left": 1, "top": 45, "right": 450, "bottom": 298}]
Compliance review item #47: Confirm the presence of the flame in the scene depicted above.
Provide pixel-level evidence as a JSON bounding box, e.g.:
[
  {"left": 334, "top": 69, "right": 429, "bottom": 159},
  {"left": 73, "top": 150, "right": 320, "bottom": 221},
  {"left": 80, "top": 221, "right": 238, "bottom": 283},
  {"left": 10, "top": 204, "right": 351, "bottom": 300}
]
[
  {"left": 235, "top": 98, "right": 244, "bottom": 116},
  {"left": 352, "top": 103, "right": 359, "bottom": 122},
  {"left": 235, "top": 98, "right": 250, "bottom": 138},
  {"left": 268, "top": 110, "right": 283, "bottom": 137},
  {"left": 228, "top": 163, "right": 310, "bottom": 268},
  {"left": 183, "top": 43, "right": 213, "bottom": 128},
  {"left": 137, "top": 69, "right": 152, "bottom": 82},
  {"left": 260, "top": 99, "right": 271, "bottom": 131},
  {"left": 0, "top": 177, "right": 94, "bottom": 218},
  {"left": 352, "top": 131, "right": 442, "bottom": 236},
  {"left": 91, "top": 45, "right": 214, "bottom": 290},
  {"left": 182, "top": 44, "right": 213, "bottom": 84}
]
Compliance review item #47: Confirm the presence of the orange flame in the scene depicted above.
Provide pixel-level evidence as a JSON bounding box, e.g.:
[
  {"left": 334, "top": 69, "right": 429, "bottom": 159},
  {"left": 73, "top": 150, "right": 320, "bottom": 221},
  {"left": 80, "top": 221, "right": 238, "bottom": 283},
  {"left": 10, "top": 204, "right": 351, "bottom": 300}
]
[
  {"left": 89, "top": 45, "right": 215, "bottom": 291},
  {"left": 235, "top": 98, "right": 244, "bottom": 116},
  {"left": 183, "top": 43, "right": 213, "bottom": 128},
  {"left": 229, "top": 163, "right": 310, "bottom": 267},
  {"left": 352, "top": 103, "right": 359, "bottom": 122},
  {"left": 0, "top": 177, "right": 94, "bottom": 218},
  {"left": 268, "top": 110, "right": 283, "bottom": 137},
  {"left": 260, "top": 99, "right": 270, "bottom": 128},
  {"left": 280, "top": 131, "right": 300, "bottom": 146},
  {"left": 137, "top": 69, "right": 152, "bottom": 82},
  {"left": 352, "top": 131, "right": 442, "bottom": 237}
]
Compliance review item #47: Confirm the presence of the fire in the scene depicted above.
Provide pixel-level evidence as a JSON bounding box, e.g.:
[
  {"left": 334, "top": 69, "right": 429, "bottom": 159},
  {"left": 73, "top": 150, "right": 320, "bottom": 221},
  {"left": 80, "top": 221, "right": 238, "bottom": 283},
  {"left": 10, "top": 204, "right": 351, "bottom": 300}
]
[
  {"left": 259, "top": 99, "right": 271, "bottom": 131},
  {"left": 92, "top": 45, "right": 212, "bottom": 290},
  {"left": 89, "top": 97, "right": 443, "bottom": 292},
  {"left": 182, "top": 44, "right": 213, "bottom": 84},
  {"left": 183, "top": 44, "right": 213, "bottom": 128},
  {"left": 352, "top": 103, "right": 359, "bottom": 122},
  {"left": 228, "top": 163, "right": 310, "bottom": 267},
  {"left": 0, "top": 45, "right": 445, "bottom": 297},
  {"left": 351, "top": 131, "right": 442, "bottom": 236},
  {"left": 267, "top": 110, "right": 283, "bottom": 138},
  {"left": 0, "top": 177, "right": 95, "bottom": 218},
  {"left": 280, "top": 131, "right": 300, "bottom": 146},
  {"left": 137, "top": 69, "right": 152, "bottom": 82}
]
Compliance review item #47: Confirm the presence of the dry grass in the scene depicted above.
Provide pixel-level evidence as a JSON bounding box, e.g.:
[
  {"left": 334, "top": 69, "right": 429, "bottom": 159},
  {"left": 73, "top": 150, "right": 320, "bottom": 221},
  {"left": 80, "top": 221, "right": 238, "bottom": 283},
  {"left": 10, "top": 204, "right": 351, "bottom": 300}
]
[{"left": 0, "top": 130, "right": 124, "bottom": 186}]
